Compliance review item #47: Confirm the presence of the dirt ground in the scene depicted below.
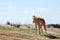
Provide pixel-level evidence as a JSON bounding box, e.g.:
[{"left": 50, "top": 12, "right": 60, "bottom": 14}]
[
  {"left": 0, "top": 31, "right": 42, "bottom": 40},
  {"left": 0, "top": 25, "right": 60, "bottom": 40}
]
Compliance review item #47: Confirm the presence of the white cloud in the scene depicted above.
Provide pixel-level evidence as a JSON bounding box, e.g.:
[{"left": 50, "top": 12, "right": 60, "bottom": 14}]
[
  {"left": 36, "top": 9, "right": 40, "bottom": 11},
  {"left": 36, "top": 8, "right": 48, "bottom": 12},
  {"left": 57, "top": 0, "right": 60, "bottom": 2},
  {"left": 8, "top": 6, "right": 12, "bottom": 9},
  {"left": 0, "top": 2, "right": 4, "bottom": 6},
  {"left": 41, "top": 8, "right": 46, "bottom": 11},
  {"left": 32, "top": 8, "right": 48, "bottom": 13},
  {"left": 23, "top": 10, "right": 29, "bottom": 13},
  {"left": 32, "top": 8, "right": 49, "bottom": 16},
  {"left": 41, "top": 8, "right": 49, "bottom": 11},
  {"left": 0, "top": 1, "right": 12, "bottom": 9},
  {"left": 56, "top": 7, "right": 60, "bottom": 10}
]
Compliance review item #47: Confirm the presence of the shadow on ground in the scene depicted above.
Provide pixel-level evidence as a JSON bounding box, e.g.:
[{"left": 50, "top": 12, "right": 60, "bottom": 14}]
[{"left": 44, "top": 34, "right": 59, "bottom": 39}]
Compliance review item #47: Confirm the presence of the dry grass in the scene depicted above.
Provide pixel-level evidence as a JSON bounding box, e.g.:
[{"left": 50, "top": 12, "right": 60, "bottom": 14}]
[{"left": 0, "top": 25, "right": 60, "bottom": 40}]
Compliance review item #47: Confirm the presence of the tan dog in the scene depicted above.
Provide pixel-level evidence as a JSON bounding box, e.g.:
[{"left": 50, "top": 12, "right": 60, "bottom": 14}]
[{"left": 32, "top": 15, "right": 47, "bottom": 34}]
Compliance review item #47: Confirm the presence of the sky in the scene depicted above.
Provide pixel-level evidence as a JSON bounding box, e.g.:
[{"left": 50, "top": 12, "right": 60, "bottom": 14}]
[{"left": 0, "top": 0, "right": 60, "bottom": 24}]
